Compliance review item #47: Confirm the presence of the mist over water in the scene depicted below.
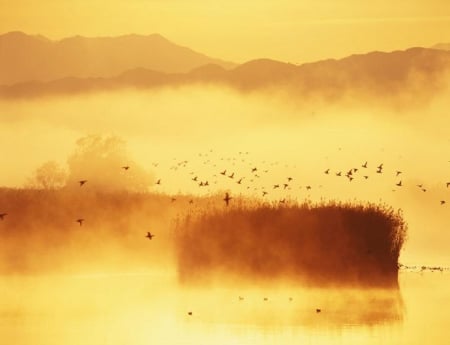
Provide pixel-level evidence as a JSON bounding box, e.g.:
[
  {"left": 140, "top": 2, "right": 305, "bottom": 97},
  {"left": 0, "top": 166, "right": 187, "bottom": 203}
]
[{"left": 0, "top": 85, "right": 449, "bottom": 265}]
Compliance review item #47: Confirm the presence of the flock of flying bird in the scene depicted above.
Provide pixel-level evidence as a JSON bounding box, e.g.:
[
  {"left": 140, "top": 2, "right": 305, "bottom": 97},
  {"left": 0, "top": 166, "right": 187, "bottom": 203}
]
[
  {"left": 0, "top": 153, "right": 448, "bottom": 232},
  {"left": 0, "top": 153, "right": 448, "bottom": 317}
]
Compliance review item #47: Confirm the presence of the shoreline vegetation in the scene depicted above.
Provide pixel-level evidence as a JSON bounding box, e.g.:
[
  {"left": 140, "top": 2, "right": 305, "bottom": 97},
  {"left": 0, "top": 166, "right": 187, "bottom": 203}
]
[
  {"left": 175, "top": 201, "right": 407, "bottom": 288},
  {"left": 0, "top": 188, "right": 408, "bottom": 288}
]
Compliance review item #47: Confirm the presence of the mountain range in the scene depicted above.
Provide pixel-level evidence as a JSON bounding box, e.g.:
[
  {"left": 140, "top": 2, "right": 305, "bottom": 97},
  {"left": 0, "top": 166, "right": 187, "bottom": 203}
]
[
  {"left": 1, "top": 32, "right": 450, "bottom": 99},
  {"left": 0, "top": 31, "right": 235, "bottom": 85}
]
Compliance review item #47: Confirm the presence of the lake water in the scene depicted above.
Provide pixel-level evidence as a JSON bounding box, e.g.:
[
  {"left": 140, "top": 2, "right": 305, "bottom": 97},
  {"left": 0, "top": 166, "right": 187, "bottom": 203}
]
[{"left": 1, "top": 270, "right": 448, "bottom": 345}]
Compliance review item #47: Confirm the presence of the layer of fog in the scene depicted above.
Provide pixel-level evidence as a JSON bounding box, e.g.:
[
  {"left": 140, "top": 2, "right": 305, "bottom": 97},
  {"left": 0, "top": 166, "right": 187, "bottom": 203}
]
[{"left": 0, "top": 85, "right": 449, "bottom": 266}]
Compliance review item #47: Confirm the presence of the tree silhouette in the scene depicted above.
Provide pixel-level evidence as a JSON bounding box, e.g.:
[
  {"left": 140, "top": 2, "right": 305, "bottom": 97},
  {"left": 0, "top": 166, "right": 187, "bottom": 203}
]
[
  {"left": 66, "top": 135, "right": 153, "bottom": 192},
  {"left": 27, "top": 161, "right": 67, "bottom": 190}
]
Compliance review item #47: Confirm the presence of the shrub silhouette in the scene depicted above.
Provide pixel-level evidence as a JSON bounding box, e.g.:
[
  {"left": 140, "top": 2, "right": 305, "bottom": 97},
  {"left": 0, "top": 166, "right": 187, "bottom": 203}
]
[{"left": 175, "top": 201, "right": 407, "bottom": 287}]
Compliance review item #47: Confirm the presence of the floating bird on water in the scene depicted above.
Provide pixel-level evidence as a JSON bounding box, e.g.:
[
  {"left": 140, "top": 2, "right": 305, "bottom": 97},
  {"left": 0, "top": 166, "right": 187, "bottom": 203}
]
[
  {"left": 0, "top": 213, "right": 7, "bottom": 220},
  {"left": 146, "top": 232, "right": 155, "bottom": 240},
  {"left": 79, "top": 180, "right": 88, "bottom": 187},
  {"left": 76, "top": 219, "right": 84, "bottom": 226},
  {"left": 224, "top": 192, "right": 232, "bottom": 206}
]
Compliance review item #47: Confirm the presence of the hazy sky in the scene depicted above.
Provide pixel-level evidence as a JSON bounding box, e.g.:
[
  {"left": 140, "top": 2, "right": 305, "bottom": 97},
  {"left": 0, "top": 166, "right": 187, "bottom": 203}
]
[{"left": 1, "top": 0, "right": 449, "bottom": 63}]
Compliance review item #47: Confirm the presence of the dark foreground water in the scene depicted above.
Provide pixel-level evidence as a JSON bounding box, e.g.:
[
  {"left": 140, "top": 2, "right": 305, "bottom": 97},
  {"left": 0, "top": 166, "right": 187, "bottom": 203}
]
[{"left": 0, "top": 271, "right": 448, "bottom": 345}]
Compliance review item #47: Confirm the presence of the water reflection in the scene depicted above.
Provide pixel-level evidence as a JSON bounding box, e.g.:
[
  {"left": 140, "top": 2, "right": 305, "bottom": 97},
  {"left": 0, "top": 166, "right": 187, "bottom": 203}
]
[{"left": 7, "top": 270, "right": 444, "bottom": 345}]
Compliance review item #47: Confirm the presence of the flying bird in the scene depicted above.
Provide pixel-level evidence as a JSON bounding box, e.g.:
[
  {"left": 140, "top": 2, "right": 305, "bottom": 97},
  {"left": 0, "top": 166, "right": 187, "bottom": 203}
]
[
  {"left": 146, "top": 232, "right": 155, "bottom": 240},
  {"left": 220, "top": 170, "right": 227, "bottom": 175},
  {"left": 287, "top": 177, "right": 293, "bottom": 182},
  {"left": 156, "top": 179, "right": 161, "bottom": 185},
  {"left": 446, "top": 182, "right": 450, "bottom": 188},
  {"left": 396, "top": 171, "right": 402, "bottom": 176},
  {"left": 224, "top": 192, "right": 232, "bottom": 206},
  {"left": 121, "top": 166, "right": 130, "bottom": 170},
  {"left": 396, "top": 181, "right": 402, "bottom": 187},
  {"left": 0, "top": 213, "right": 7, "bottom": 220},
  {"left": 441, "top": 200, "right": 446, "bottom": 205},
  {"left": 362, "top": 162, "right": 368, "bottom": 168},
  {"left": 324, "top": 169, "right": 330, "bottom": 174},
  {"left": 228, "top": 172, "right": 235, "bottom": 179},
  {"left": 79, "top": 180, "right": 88, "bottom": 187},
  {"left": 76, "top": 219, "right": 84, "bottom": 226}
]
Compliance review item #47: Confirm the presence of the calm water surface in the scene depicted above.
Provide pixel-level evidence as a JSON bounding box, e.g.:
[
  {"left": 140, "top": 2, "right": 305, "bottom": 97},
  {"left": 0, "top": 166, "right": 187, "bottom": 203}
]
[{"left": 1, "top": 271, "right": 448, "bottom": 345}]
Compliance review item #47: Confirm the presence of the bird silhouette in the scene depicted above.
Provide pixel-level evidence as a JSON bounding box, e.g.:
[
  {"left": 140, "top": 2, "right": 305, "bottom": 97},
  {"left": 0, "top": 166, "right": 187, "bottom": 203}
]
[
  {"left": 324, "top": 169, "right": 330, "bottom": 174},
  {"left": 228, "top": 172, "right": 235, "bottom": 179},
  {"left": 362, "top": 161, "right": 368, "bottom": 168},
  {"left": 121, "top": 166, "right": 130, "bottom": 170},
  {"left": 441, "top": 200, "right": 446, "bottom": 205},
  {"left": 262, "top": 191, "right": 268, "bottom": 196},
  {"left": 76, "top": 219, "right": 84, "bottom": 226},
  {"left": 287, "top": 177, "right": 293, "bottom": 182},
  {"left": 336, "top": 172, "right": 342, "bottom": 177},
  {"left": 146, "top": 232, "right": 155, "bottom": 240},
  {"left": 396, "top": 171, "right": 402, "bottom": 176},
  {"left": 283, "top": 183, "right": 289, "bottom": 189},
  {"left": 171, "top": 197, "right": 177, "bottom": 203},
  {"left": 446, "top": 182, "right": 450, "bottom": 188},
  {"left": 79, "top": 180, "right": 87, "bottom": 187},
  {"left": 316, "top": 308, "right": 321, "bottom": 313},
  {"left": 239, "top": 296, "right": 244, "bottom": 301},
  {"left": 237, "top": 178, "right": 243, "bottom": 184},
  {"left": 224, "top": 192, "right": 232, "bottom": 206},
  {"left": 306, "top": 186, "right": 311, "bottom": 190},
  {"left": 273, "top": 184, "right": 280, "bottom": 189},
  {"left": 220, "top": 170, "right": 227, "bottom": 175},
  {"left": 252, "top": 167, "right": 257, "bottom": 173},
  {"left": 192, "top": 176, "right": 198, "bottom": 181},
  {"left": 156, "top": 179, "right": 161, "bottom": 185},
  {"left": 363, "top": 176, "right": 369, "bottom": 179},
  {"left": 0, "top": 213, "right": 7, "bottom": 220},
  {"left": 396, "top": 181, "right": 402, "bottom": 187},
  {"left": 188, "top": 311, "right": 192, "bottom": 316}
]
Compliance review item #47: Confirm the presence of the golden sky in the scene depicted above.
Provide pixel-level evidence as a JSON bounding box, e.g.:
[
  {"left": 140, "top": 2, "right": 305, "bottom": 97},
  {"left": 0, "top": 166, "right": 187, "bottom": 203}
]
[{"left": 1, "top": 0, "right": 449, "bottom": 63}]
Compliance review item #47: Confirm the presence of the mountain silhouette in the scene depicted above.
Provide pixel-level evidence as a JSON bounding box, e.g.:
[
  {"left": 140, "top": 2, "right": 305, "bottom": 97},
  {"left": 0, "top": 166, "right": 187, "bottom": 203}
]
[
  {"left": 432, "top": 43, "right": 450, "bottom": 51},
  {"left": 0, "top": 31, "right": 235, "bottom": 85},
  {"left": 1, "top": 46, "right": 449, "bottom": 100}
]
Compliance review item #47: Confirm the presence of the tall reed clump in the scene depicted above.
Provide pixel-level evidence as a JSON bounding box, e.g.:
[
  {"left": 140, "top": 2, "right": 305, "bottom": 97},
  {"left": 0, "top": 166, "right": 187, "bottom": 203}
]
[{"left": 175, "top": 201, "right": 407, "bottom": 287}]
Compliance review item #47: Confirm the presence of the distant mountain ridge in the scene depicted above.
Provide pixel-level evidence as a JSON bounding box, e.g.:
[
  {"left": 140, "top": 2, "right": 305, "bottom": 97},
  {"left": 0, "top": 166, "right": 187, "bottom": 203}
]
[
  {"left": 432, "top": 43, "right": 450, "bottom": 51},
  {"left": 1, "top": 47, "right": 449, "bottom": 101},
  {"left": 0, "top": 31, "right": 236, "bottom": 85}
]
